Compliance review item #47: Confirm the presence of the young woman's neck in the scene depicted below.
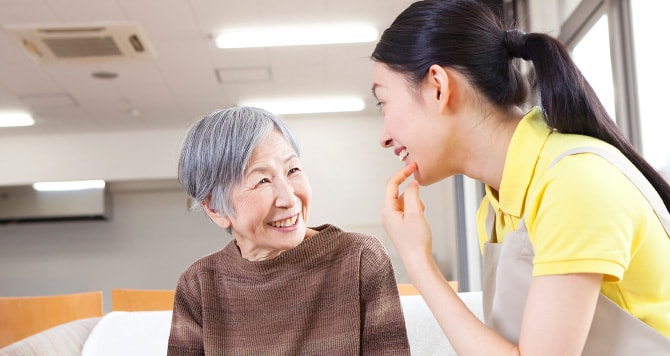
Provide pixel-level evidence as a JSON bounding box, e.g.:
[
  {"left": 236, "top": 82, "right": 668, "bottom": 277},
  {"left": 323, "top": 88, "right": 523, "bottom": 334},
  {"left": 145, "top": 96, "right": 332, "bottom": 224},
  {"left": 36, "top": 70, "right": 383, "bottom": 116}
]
[{"left": 461, "top": 105, "right": 526, "bottom": 191}]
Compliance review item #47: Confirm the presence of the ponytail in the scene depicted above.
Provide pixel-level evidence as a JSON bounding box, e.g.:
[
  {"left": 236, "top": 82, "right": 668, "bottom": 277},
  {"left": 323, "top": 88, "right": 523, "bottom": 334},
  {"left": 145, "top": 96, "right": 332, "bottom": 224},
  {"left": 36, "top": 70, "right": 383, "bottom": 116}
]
[{"left": 506, "top": 31, "right": 670, "bottom": 212}]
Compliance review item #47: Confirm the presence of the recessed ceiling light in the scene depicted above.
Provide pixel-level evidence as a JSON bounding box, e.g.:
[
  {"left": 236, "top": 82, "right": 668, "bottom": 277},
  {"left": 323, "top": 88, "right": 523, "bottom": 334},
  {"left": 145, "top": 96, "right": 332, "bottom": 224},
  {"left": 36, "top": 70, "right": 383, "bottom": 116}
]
[
  {"left": 33, "top": 180, "right": 106, "bottom": 192},
  {"left": 215, "top": 23, "right": 378, "bottom": 49},
  {"left": 0, "top": 112, "right": 35, "bottom": 128},
  {"left": 240, "top": 97, "right": 365, "bottom": 115}
]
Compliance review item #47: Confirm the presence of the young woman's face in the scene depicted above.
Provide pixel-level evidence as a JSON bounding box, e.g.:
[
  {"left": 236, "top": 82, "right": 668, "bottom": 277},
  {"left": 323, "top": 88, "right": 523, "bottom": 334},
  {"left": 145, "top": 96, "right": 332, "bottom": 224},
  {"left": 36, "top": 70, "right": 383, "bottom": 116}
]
[
  {"left": 372, "top": 62, "right": 453, "bottom": 185},
  {"left": 221, "top": 129, "right": 312, "bottom": 261}
]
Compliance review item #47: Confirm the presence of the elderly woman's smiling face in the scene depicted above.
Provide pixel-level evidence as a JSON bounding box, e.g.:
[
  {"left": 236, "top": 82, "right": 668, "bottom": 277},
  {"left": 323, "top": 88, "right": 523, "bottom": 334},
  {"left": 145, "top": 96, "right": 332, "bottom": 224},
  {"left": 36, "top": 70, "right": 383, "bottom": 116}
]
[{"left": 205, "top": 129, "right": 312, "bottom": 261}]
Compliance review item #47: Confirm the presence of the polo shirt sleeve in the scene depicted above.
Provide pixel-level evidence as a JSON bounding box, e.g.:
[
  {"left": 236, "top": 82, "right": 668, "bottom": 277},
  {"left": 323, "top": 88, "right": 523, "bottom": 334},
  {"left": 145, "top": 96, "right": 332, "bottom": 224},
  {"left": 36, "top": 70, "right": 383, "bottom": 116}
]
[{"left": 525, "top": 153, "right": 653, "bottom": 282}]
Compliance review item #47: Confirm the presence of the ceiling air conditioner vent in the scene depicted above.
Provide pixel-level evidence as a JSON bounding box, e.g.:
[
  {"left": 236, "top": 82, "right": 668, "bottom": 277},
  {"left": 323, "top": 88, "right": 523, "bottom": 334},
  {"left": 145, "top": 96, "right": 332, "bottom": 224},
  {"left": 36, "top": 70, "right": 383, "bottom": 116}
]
[{"left": 3, "top": 22, "right": 156, "bottom": 63}]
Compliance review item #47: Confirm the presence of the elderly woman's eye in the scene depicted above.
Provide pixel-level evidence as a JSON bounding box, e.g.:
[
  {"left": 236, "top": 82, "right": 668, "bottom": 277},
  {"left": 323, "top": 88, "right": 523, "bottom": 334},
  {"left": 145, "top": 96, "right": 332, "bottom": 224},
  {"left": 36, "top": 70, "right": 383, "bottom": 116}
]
[
  {"left": 258, "top": 178, "right": 270, "bottom": 184},
  {"left": 288, "top": 167, "right": 300, "bottom": 175}
]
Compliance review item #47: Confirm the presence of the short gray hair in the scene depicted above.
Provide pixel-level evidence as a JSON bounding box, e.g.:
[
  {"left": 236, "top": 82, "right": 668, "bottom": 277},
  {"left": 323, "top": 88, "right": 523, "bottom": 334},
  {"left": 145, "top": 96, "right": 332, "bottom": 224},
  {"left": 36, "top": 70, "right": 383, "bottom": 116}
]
[{"left": 178, "top": 106, "right": 300, "bottom": 216}]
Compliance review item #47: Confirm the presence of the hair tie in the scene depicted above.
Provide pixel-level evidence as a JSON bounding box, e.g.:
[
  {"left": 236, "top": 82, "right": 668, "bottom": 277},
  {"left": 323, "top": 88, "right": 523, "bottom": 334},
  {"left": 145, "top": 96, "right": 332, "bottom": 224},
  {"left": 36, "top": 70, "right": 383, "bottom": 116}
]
[{"left": 503, "top": 29, "right": 530, "bottom": 60}]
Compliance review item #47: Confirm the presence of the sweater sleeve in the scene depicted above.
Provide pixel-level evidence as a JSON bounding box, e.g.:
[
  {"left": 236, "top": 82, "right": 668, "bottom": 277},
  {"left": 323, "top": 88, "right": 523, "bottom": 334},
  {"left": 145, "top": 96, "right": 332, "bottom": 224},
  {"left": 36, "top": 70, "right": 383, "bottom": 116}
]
[
  {"left": 358, "top": 237, "right": 411, "bottom": 355},
  {"left": 167, "top": 272, "right": 205, "bottom": 356}
]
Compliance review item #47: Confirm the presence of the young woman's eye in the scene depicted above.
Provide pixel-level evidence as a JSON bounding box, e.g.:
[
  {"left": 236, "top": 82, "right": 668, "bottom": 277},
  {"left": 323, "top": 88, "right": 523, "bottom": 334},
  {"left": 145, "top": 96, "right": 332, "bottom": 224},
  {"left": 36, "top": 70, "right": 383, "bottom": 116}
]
[{"left": 375, "top": 101, "right": 385, "bottom": 109}]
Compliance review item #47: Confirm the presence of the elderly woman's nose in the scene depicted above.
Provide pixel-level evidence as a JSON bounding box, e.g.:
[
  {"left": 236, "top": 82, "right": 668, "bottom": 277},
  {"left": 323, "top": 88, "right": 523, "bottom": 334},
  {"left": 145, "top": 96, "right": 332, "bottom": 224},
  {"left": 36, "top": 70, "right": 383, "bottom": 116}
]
[{"left": 274, "top": 179, "right": 297, "bottom": 207}]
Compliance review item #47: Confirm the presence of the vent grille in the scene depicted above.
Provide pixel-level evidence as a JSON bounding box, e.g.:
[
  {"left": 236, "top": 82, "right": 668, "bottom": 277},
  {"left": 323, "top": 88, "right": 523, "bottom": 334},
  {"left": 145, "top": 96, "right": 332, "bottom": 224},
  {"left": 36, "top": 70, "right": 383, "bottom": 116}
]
[
  {"left": 43, "top": 37, "right": 122, "bottom": 58},
  {"left": 3, "top": 22, "right": 156, "bottom": 63}
]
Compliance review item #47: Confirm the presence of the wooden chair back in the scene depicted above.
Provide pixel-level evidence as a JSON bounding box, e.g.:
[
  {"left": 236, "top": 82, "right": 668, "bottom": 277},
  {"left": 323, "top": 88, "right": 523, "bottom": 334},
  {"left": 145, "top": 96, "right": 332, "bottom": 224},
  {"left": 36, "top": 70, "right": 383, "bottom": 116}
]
[
  {"left": 111, "top": 288, "right": 175, "bottom": 311},
  {"left": 0, "top": 291, "right": 103, "bottom": 348}
]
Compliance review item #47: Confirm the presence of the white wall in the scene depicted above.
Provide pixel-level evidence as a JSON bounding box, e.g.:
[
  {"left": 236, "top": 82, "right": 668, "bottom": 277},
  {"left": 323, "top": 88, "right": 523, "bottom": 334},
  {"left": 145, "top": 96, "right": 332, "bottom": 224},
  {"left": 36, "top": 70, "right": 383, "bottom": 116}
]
[
  {"left": 0, "top": 114, "right": 459, "bottom": 310},
  {"left": 0, "top": 129, "right": 183, "bottom": 185},
  {"left": 0, "top": 185, "right": 224, "bottom": 312}
]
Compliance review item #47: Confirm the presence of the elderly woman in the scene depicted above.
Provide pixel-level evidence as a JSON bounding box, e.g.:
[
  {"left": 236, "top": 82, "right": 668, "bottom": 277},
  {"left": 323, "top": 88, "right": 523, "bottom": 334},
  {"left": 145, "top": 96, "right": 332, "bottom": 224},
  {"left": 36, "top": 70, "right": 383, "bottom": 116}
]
[{"left": 168, "top": 106, "right": 410, "bottom": 355}]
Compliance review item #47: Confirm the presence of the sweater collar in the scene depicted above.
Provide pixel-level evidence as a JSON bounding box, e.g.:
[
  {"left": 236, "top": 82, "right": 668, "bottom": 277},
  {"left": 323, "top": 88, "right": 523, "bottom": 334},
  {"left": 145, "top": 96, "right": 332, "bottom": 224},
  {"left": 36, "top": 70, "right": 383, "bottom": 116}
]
[{"left": 222, "top": 224, "right": 342, "bottom": 278}]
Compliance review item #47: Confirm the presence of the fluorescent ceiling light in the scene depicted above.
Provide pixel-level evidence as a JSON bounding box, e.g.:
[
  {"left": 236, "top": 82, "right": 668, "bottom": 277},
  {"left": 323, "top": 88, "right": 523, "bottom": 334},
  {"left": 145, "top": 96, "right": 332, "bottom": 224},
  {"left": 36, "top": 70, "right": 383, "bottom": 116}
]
[
  {"left": 216, "top": 23, "right": 378, "bottom": 48},
  {"left": 241, "top": 97, "right": 365, "bottom": 115},
  {"left": 0, "top": 112, "right": 34, "bottom": 128},
  {"left": 33, "top": 180, "right": 106, "bottom": 192}
]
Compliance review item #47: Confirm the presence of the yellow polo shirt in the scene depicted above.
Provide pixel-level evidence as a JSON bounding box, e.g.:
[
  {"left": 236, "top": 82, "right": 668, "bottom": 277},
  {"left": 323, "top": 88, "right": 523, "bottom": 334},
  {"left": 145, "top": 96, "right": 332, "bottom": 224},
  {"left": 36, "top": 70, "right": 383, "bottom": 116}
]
[{"left": 477, "top": 107, "right": 670, "bottom": 337}]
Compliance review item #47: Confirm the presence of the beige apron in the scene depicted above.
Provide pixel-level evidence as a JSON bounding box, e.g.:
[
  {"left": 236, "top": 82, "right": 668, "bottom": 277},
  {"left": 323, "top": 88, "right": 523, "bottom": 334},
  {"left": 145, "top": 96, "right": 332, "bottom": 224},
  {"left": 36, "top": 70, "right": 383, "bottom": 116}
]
[{"left": 482, "top": 146, "right": 670, "bottom": 354}]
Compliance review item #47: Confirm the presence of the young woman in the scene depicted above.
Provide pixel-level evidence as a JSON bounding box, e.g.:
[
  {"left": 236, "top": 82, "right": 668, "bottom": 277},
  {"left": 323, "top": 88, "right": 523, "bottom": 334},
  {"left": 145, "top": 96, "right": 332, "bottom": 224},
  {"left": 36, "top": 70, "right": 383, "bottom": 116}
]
[{"left": 371, "top": 0, "right": 670, "bottom": 354}]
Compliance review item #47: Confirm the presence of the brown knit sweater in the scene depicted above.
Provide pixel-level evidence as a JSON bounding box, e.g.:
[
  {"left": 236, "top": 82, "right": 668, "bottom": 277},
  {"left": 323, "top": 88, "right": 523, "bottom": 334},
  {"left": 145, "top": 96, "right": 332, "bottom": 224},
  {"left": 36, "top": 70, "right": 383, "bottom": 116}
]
[{"left": 168, "top": 224, "right": 410, "bottom": 355}]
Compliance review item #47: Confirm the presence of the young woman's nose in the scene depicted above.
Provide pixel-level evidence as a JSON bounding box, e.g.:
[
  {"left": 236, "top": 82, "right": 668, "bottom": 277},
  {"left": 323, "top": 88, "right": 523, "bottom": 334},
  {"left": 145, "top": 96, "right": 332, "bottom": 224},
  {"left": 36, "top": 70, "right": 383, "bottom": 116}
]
[{"left": 380, "top": 134, "right": 393, "bottom": 148}]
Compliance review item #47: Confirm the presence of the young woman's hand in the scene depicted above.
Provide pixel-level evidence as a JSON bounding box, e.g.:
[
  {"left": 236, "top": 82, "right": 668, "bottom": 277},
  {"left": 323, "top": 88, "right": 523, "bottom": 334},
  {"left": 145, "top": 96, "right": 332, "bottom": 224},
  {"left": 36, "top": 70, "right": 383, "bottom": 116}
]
[{"left": 382, "top": 162, "right": 433, "bottom": 265}]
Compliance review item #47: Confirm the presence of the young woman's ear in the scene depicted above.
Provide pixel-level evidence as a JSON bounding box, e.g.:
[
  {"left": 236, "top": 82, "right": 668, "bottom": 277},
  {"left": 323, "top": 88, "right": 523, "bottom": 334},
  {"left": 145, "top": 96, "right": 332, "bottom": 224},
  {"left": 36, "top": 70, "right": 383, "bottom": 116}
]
[
  {"left": 426, "top": 64, "right": 450, "bottom": 113},
  {"left": 202, "top": 197, "right": 232, "bottom": 229}
]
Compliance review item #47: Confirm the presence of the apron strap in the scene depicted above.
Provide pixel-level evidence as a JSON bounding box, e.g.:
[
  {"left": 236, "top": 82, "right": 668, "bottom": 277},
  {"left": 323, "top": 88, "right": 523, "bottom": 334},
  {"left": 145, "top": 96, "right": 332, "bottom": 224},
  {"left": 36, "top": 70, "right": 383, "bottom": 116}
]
[
  {"left": 549, "top": 147, "right": 670, "bottom": 236},
  {"left": 486, "top": 203, "right": 498, "bottom": 243}
]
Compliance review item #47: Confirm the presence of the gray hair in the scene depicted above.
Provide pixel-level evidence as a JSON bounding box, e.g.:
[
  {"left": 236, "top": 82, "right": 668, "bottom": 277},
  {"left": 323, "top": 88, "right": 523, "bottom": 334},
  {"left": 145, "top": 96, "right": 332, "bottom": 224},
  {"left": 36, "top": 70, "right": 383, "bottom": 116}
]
[{"left": 178, "top": 106, "right": 300, "bottom": 217}]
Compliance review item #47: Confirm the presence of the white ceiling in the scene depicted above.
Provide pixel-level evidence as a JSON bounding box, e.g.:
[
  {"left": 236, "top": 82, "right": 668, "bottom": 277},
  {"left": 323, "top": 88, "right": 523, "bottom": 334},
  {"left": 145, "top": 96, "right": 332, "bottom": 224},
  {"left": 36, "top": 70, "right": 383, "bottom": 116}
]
[{"left": 0, "top": 0, "right": 416, "bottom": 138}]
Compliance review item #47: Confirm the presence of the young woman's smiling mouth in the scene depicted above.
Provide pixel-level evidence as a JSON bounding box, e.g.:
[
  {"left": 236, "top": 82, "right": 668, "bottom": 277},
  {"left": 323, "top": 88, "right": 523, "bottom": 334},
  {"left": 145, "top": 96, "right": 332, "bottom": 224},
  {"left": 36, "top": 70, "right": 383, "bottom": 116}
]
[{"left": 395, "top": 147, "right": 409, "bottom": 162}]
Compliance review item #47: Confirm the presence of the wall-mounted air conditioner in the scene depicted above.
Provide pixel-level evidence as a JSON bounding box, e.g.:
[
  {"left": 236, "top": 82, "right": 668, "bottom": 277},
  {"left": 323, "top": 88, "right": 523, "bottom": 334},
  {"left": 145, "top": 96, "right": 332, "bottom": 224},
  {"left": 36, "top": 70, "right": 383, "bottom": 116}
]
[
  {"left": 0, "top": 185, "right": 111, "bottom": 223},
  {"left": 3, "top": 22, "right": 156, "bottom": 63}
]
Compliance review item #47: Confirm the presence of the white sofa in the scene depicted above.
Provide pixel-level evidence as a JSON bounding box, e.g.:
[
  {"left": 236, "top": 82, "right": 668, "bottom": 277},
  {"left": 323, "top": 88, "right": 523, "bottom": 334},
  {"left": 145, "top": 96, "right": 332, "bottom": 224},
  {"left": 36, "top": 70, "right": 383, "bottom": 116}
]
[{"left": 0, "top": 292, "right": 483, "bottom": 356}]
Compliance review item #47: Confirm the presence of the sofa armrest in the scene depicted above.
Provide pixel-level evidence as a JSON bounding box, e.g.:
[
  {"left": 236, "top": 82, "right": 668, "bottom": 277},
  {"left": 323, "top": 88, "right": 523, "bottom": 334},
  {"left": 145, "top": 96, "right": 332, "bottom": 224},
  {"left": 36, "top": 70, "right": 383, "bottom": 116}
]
[{"left": 0, "top": 317, "right": 101, "bottom": 356}]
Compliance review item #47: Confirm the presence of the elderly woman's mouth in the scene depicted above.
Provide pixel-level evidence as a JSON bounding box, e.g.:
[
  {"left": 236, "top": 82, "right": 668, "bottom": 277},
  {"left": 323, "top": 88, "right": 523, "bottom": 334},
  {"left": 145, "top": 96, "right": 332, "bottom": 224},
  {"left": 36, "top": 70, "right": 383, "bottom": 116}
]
[{"left": 268, "top": 214, "right": 299, "bottom": 228}]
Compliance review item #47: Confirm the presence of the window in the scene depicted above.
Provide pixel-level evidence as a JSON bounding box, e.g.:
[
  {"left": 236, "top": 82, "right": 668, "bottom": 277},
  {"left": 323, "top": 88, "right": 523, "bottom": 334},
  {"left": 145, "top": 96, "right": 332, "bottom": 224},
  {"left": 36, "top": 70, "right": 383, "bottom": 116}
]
[
  {"left": 571, "top": 14, "right": 617, "bottom": 120},
  {"left": 630, "top": 1, "right": 670, "bottom": 179}
]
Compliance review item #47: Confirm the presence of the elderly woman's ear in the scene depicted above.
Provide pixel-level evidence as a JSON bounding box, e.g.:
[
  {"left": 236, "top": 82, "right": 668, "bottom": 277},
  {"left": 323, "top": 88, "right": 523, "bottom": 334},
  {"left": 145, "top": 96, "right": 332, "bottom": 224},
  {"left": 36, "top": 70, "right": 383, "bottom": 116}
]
[{"left": 202, "top": 197, "right": 232, "bottom": 229}]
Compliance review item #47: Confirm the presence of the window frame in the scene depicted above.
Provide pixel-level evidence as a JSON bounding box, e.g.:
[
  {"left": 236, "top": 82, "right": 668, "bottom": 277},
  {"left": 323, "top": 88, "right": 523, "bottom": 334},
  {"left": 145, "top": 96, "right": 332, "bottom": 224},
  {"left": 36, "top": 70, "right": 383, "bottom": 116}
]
[{"left": 559, "top": 0, "right": 641, "bottom": 149}]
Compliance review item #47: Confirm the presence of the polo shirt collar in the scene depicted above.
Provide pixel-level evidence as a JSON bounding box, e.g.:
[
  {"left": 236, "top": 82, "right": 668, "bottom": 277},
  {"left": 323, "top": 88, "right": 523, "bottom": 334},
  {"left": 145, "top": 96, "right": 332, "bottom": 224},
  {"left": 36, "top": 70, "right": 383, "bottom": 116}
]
[{"left": 486, "top": 106, "right": 552, "bottom": 218}]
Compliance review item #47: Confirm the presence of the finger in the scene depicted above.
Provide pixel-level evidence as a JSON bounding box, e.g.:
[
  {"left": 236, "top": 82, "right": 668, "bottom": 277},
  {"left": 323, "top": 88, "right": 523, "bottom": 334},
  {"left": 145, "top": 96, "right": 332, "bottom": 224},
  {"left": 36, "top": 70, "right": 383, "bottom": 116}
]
[
  {"left": 384, "top": 162, "right": 418, "bottom": 200},
  {"left": 402, "top": 180, "right": 424, "bottom": 214}
]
